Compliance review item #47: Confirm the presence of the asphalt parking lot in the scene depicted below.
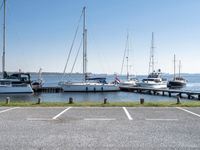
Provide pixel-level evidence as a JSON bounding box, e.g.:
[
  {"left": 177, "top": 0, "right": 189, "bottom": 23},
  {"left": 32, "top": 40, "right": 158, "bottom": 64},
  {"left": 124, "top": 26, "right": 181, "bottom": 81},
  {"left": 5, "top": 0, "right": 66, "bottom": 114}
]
[{"left": 0, "top": 107, "right": 200, "bottom": 150}]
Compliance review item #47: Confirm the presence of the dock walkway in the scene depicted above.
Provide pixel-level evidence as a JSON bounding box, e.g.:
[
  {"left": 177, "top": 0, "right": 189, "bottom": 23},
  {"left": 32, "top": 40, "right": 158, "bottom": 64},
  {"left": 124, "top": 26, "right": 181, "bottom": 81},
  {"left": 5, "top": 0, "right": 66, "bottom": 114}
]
[{"left": 120, "top": 86, "right": 200, "bottom": 100}]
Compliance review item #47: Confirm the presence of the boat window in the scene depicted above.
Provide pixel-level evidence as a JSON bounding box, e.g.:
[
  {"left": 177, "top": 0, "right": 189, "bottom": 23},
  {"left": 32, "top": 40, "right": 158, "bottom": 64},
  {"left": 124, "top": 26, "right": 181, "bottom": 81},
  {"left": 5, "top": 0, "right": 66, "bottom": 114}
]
[{"left": 0, "top": 81, "right": 11, "bottom": 85}]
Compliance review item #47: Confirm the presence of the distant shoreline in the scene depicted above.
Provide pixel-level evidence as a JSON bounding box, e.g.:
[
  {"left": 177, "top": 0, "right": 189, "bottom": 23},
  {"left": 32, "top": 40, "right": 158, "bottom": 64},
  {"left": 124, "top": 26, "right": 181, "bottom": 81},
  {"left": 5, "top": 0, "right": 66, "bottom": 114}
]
[{"left": 1, "top": 72, "right": 200, "bottom": 76}]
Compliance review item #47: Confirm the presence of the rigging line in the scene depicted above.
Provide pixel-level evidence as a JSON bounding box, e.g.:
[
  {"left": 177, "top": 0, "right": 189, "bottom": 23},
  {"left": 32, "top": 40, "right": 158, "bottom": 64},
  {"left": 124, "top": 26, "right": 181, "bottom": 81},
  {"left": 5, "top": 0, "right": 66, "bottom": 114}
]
[
  {"left": 120, "top": 33, "right": 129, "bottom": 75},
  {"left": 0, "top": 0, "right": 4, "bottom": 11},
  {"left": 61, "top": 10, "right": 83, "bottom": 81},
  {"left": 70, "top": 38, "right": 83, "bottom": 74}
]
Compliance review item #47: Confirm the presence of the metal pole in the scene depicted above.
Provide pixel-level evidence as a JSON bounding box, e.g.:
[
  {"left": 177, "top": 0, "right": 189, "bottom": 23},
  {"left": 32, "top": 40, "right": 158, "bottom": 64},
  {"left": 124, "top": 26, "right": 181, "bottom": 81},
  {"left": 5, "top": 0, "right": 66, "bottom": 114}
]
[
  {"left": 83, "top": 6, "right": 87, "bottom": 82},
  {"left": 151, "top": 32, "right": 154, "bottom": 72},
  {"left": 148, "top": 32, "right": 154, "bottom": 74},
  {"left": 126, "top": 33, "right": 129, "bottom": 80},
  {"left": 2, "top": 0, "right": 6, "bottom": 77},
  {"left": 173, "top": 54, "right": 176, "bottom": 80},
  {"left": 179, "top": 60, "right": 181, "bottom": 78}
]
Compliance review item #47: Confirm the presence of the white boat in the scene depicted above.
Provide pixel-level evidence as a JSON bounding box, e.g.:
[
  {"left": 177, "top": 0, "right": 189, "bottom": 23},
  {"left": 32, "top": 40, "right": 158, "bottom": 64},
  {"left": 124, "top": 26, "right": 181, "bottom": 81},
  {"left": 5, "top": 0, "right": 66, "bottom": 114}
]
[
  {"left": 60, "top": 81, "right": 119, "bottom": 92},
  {"left": 119, "top": 33, "right": 138, "bottom": 87},
  {"left": 0, "top": 0, "right": 33, "bottom": 94},
  {"left": 59, "top": 7, "right": 119, "bottom": 92},
  {"left": 0, "top": 79, "right": 33, "bottom": 94},
  {"left": 137, "top": 32, "right": 167, "bottom": 89},
  {"left": 119, "top": 77, "right": 138, "bottom": 87},
  {"left": 137, "top": 70, "right": 167, "bottom": 89}
]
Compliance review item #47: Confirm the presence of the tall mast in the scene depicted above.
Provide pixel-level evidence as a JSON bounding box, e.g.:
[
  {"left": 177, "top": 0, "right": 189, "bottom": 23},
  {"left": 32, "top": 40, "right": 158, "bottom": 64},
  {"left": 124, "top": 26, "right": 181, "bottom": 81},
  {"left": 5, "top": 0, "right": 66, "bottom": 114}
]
[
  {"left": 148, "top": 32, "right": 155, "bottom": 74},
  {"left": 82, "top": 6, "right": 87, "bottom": 81},
  {"left": 173, "top": 54, "right": 176, "bottom": 80},
  {"left": 178, "top": 60, "right": 181, "bottom": 78},
  {"left": 126, "top": 33, "right": 129, "bottom": 80},
  {"left": 2, "top": 0, "right": 6, "bottom": 77}
]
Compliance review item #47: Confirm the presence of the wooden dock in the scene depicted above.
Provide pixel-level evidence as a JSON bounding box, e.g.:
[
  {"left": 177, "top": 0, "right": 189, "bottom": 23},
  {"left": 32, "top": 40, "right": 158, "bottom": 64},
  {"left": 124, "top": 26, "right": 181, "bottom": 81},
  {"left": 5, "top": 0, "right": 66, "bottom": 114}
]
[{"left": 120, "top": 86, "right": 200, "bottom": 100}]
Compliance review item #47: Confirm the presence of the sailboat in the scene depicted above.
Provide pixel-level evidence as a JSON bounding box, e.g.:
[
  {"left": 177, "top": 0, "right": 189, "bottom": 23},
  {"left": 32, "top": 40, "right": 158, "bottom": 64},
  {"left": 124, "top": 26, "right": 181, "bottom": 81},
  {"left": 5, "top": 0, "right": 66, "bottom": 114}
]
[
  {"left": 137, "top": 32, "right": 167, "bottom": 89},
  {"left": 59, "top": 7, "right": 119, "bottom": 92},
  {"left": 119, "top": 33, "right": 138, "bottom": 87},
  {"left": 167, "top": 55, "right": 187, "bottom": 88},
  {"left": 31, "top": 68, "right": 44, "bottom": 90},
  {"left": 0, "top": 0, "right": 33, "bottom": 94}
]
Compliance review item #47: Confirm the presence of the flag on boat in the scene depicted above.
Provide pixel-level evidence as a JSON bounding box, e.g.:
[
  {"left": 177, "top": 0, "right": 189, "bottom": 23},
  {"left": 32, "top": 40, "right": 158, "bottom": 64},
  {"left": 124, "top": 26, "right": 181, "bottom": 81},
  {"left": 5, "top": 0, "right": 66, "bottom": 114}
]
[{"left": 114, "top": 76, "right": 121, "bottom": 84}]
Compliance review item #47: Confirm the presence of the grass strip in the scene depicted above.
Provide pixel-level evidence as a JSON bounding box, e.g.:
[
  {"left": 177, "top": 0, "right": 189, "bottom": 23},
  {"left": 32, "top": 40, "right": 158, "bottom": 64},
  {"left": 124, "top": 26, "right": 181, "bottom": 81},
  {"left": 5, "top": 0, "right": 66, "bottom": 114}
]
[{"left": 0, "top": 101, "right": 200, "bottom": 107}]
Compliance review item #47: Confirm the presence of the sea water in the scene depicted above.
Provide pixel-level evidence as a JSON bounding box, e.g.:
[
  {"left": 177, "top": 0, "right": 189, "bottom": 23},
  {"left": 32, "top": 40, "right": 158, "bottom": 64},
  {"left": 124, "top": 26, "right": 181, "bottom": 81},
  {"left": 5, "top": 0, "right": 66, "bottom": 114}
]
[{"left": 0, "top": 73, "right": 200, "bottom": 102}]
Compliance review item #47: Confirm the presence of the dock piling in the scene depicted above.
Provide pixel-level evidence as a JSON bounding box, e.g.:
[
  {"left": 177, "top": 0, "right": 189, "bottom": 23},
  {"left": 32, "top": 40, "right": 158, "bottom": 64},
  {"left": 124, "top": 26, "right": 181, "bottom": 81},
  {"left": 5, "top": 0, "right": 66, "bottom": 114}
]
[
  {"left": 176, "top": 95, "right": 181, "bottom": 104},
  {"left": 140, "top": 98, "right": 144, "bottom": 104},
  {"left": 169, "top": 92, "right": 171, "bottom": 97},
  {"left": 69, "top": 97, "right": 73, "bottom": 104},
  {"left": 37, "top": 97, "right": 41, "bottom": 104},
  {"left": 104, "top": 97, "right": 108, "bottom": 104}
]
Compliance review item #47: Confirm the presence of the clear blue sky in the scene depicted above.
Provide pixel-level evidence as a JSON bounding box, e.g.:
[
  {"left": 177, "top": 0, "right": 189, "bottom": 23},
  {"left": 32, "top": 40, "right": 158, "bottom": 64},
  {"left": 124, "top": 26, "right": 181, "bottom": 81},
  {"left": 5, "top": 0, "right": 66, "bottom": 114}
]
[{"left": 1, "top": 0, "right": 200, "bottom": 75}]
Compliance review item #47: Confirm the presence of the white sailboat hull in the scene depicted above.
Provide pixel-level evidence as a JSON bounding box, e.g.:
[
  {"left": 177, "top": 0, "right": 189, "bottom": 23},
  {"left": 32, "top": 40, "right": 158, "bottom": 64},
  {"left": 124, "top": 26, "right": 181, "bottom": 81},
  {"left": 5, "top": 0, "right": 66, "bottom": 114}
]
[
  {"left": 60, "top": 82, "right": 120, "bottom": 92},
  {"left": 119, "top": 80, "right": 137, "bottom": 87},
  {"left": 0, "top": 85, "right": 33, "bottom": 94},
  {"left": 137, "top": 82, "right": 167, "bottom": 89}
]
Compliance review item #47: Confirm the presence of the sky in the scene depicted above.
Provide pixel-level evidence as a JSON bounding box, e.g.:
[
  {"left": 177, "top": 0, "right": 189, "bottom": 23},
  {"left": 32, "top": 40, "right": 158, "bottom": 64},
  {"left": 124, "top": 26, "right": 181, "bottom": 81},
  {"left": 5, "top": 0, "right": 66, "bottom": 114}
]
[{"left": 0, "top": 0, "right": 200, "bottom": 75}]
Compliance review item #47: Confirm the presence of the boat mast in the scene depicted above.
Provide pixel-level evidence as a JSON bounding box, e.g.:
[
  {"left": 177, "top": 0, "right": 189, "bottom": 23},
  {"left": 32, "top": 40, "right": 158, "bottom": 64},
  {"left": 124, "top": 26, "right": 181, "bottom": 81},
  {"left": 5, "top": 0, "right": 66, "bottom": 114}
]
[
  {"left": 2, "top": 0, "right": 6, "bottom": 78},
  {"left": 173, "top": 54, "right": 176, "bottom": 80},
  {"left": 83, "top": 6, "right": 87, "bottom": 82},
  {"left": 126, "top": 33, "right": 129, "bottom": 80},
  {"left": 178, "top": 60, "right": 181, "bottom": 78},
  {"left": 148, "top": 32, "right": 155, "bottom": 73}
]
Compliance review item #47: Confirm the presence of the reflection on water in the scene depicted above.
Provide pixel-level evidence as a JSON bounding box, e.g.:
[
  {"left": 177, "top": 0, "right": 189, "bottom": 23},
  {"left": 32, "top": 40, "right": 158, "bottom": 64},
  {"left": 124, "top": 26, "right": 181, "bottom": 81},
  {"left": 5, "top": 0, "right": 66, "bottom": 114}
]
[{"left": 0, "top": 92, "right": 190, "bottom": 102}]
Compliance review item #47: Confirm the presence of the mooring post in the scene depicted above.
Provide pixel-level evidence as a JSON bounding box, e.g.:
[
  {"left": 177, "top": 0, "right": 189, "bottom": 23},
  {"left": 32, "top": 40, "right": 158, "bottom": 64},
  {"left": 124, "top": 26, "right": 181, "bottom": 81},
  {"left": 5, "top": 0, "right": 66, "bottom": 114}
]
[
  {"left": 140, "top": 98, "right": 144, "bottom": 104},
  {"left": 176, "top": 95, "right": 181, "bottom": 104},
  {"left": 69, "top": 97, "right": 73, "bottom": 104},
  {"left": 179, "top": 93, "right": 182, "bottom": 98},
  {"left": 188, "top": 94, "right": 191, "bottom": 99},
  {"left": 37, "top": 97, "right": 41, "bottom": 104},
  {"left": 162, "top": 91, "right": 165, "bottom": 96},
  {"left": 104, "top": 97, "right": 107, "bottom": 104},
  {"left": 153, "top": 91, "right": 156, "bottom": 95},
  {"left": 6, "top": 97, "right": 10, "bottom": 104}
]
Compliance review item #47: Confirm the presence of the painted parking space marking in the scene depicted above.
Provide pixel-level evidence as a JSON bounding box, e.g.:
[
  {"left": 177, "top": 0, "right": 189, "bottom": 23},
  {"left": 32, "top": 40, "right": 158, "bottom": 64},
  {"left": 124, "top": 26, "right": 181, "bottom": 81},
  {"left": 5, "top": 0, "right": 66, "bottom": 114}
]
[
  {"left": 0, "top": 107, "right": 19, "bottom": 114},
  {"left": 27, "top": 118, "right": 53, "bottom": 121},
  {"left": 123, "top": 107, "right": 133, "bottom": 120},
  {"left": 84, "top": 118, "right": 116, "bottom": 121},
  {"left": 52, "top": 107, "right": 72, "bottom": 120},
  {"left": 176, "top": 107, "right": 200, "bottom": 118}
]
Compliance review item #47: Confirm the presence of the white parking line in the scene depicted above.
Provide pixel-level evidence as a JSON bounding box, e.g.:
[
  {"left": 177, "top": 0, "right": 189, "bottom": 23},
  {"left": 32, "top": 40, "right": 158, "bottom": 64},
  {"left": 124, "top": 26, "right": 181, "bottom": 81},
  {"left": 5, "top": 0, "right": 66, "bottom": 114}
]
[
  {"left": 123, "top": 107, "right": 133, "bottom": 120},
  {"left": 52, "top": 107, "right": 72, "bottom": 120},
  {"left": 0, "top": 107, "right": 19, "bottom": 114},
  {"left": 84, "top": 118, "right": 116, "bottom": 121},
  {"left": 27, "top": 118, "right": 53, "bottom": 121},
  {"left": 145, "top": 119, "right": 178, "bottom": 121},
  {"left": 176, "top": 107, "right": 200, "bottom": 118}
]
